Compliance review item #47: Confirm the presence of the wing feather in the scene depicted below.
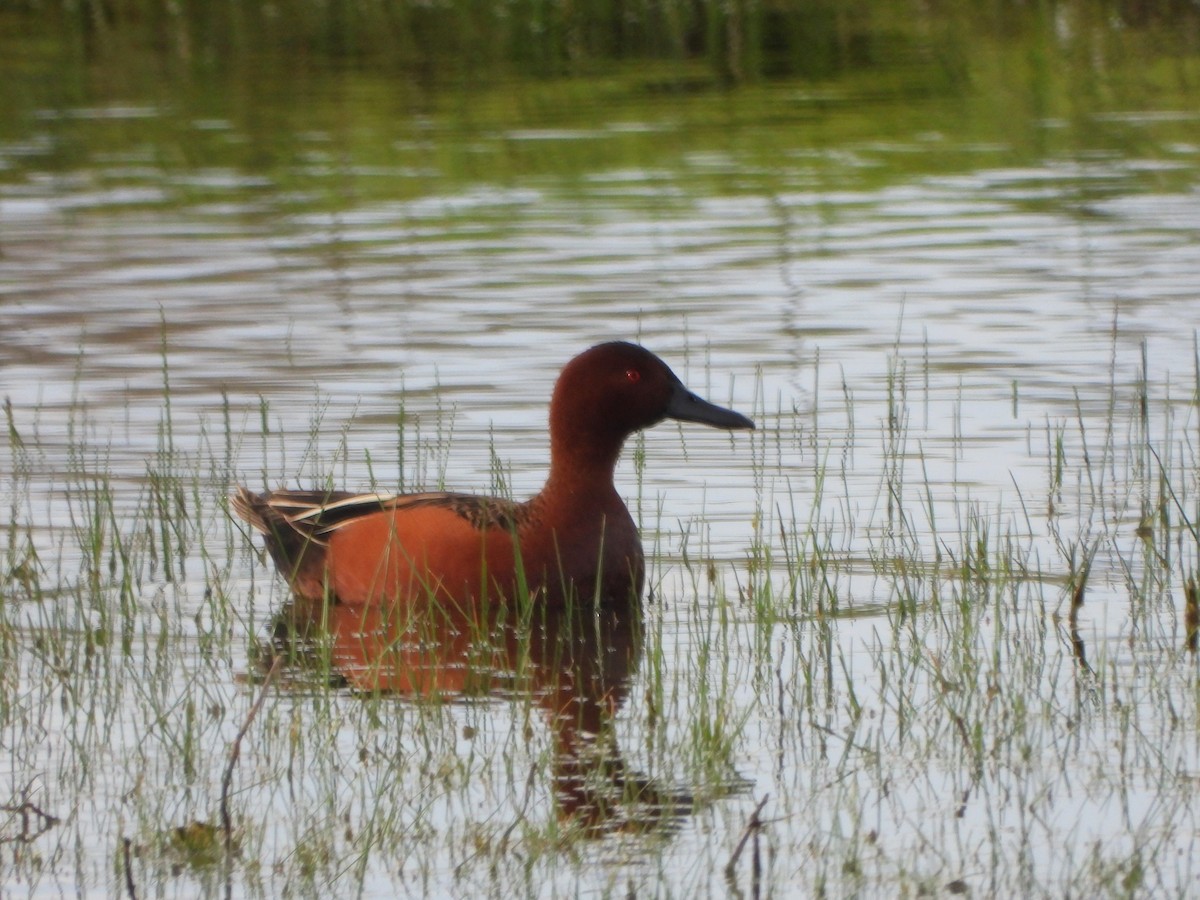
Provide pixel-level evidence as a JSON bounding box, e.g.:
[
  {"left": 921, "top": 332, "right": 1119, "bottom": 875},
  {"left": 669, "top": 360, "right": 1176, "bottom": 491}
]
[{"left": 232, "top": 486, "right": 528, "bottom": 540}]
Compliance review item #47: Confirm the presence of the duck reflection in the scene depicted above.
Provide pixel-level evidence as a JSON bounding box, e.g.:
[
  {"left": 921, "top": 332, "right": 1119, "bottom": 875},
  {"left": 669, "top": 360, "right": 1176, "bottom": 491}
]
[{"left": 262, "top": 591, "right": 691, "bottom": 834}]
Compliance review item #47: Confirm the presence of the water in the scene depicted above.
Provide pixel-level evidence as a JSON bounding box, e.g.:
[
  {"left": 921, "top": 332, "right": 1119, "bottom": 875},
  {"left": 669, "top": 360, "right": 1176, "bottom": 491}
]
[{"left": 3, "top": 5, "right": 1200, "bottom": 896}]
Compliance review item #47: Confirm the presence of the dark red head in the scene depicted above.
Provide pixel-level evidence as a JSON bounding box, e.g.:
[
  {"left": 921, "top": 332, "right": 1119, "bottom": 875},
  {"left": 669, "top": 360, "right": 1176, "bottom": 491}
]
[{"left": 547, "top": 342, "right": 754, "bottom": 477}]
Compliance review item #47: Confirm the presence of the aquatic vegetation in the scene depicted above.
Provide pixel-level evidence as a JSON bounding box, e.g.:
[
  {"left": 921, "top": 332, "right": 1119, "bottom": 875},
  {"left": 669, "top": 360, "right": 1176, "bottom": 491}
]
[
  {"left": 2, "top": 327, "right": 1198, "bottom": 896},
  {"left": 2, "top": 4, "right": 1199, "bottom": 896}
]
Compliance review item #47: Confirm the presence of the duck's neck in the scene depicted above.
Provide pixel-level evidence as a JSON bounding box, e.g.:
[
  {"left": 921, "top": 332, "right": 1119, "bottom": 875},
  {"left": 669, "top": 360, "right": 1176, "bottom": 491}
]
[{"left": 541, "top": 430, "right": 627, "bottom": 507}]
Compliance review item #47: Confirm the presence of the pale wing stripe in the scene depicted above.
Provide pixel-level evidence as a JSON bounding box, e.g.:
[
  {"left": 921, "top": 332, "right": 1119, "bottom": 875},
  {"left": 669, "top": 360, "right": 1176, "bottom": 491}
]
[{"left": 270, "top": 492, "right": 401, "bottom": 524}]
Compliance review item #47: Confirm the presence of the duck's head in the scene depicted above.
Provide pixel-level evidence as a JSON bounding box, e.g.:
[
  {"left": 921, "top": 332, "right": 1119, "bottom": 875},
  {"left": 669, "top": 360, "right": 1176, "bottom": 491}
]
[{"left": 548, "top": 342, "right": 754, "bottom": 468}]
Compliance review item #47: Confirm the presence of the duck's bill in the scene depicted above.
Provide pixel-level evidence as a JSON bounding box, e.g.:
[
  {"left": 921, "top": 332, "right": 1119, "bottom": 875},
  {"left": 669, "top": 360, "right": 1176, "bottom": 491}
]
[{"left": 666, "top": 383, "right": 755, "bottom": 430}]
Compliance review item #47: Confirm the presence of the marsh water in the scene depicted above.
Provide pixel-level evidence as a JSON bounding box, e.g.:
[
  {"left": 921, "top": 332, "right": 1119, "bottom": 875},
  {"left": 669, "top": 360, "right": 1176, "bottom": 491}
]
[{"left": 3, "top": 3, "right": 1200, "bottom": 897}]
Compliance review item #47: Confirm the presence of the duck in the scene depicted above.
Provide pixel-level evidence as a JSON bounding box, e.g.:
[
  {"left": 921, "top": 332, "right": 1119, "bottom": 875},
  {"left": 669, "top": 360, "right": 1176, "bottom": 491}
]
[{"left": 232, "top": 341, "right": 754, "bottom": 611}]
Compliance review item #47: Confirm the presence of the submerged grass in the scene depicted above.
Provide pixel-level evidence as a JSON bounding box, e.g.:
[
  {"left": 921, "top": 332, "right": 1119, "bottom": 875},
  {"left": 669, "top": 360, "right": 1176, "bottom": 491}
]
[{"left": 1, "top": 329, "right": 1199, "bottom": 896}]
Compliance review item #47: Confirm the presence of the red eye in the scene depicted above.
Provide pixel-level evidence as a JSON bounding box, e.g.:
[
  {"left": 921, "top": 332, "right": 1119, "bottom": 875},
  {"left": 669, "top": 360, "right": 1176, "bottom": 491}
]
[{"left": 625, "top": 369, "right": 641, "bottom": 384}]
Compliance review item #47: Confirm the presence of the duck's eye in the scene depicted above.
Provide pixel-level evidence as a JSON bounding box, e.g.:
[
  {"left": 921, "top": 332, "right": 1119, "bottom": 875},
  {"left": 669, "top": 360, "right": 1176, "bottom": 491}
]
[{"left": 625, "top": 368, "right": 641, "bottom": 384}]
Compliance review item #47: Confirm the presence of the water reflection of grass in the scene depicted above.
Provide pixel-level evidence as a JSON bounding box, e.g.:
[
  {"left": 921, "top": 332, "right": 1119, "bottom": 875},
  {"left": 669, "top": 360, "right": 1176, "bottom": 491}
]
[
  {"left": 2, "top": 337, "right": 1196, "bottom": 894},
  {"left": 4, "top": 3, "right": 1199, "bottom": 211}
]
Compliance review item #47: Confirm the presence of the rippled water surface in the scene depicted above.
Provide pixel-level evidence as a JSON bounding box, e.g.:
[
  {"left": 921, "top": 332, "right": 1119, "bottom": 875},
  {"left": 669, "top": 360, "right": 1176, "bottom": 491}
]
[{"left": 3, "top": 5, "right": 1200, "bottom": 897}]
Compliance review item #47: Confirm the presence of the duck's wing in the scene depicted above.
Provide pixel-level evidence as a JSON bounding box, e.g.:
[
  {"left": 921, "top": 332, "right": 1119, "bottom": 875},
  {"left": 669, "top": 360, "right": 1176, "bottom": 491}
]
[
  {"left": 231, "top": 486, "right": 530, "bottom": 601},
  {"left": 231, "top": 487, "right": 527, "bottom": 546}
]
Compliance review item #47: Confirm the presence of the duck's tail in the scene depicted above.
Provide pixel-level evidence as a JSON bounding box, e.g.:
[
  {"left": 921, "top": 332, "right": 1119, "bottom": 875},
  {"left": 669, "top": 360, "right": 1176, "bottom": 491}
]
[{"left": 230, "top": 486, "right": 343, "bottom": 601}]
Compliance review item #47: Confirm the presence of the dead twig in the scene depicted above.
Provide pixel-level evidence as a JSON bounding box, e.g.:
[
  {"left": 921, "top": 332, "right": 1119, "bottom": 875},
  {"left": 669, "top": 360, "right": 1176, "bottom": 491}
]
[
  {"left": 1186, "top": 577, "right": 1199, "bottom": 653},
  {"left": 0, "top": 787, "right": 59, "bottom": 844},
  {"left": 720, "top": 792, "right": 768, "bottom": 883},
  {"left": 220, "top": 654, "right": 282, "bottom": 894},
  {"left": 123, "top": 836, "right": 138, "bottom": 900}
]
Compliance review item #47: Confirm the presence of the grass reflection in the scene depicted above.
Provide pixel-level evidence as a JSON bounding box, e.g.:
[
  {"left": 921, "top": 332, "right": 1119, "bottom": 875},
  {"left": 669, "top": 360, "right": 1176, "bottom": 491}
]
[{"left": 3, "top": 1, "right": 1199, "bottom": 209}]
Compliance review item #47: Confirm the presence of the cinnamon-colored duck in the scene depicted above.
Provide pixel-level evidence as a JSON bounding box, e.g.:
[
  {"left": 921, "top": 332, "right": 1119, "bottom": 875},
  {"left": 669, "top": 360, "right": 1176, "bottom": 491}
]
[
  {"left": 237, "top": 342, "right": 753, "bottom": 829},
  {"left": 232, "top": 341, "right": 754, "bottom": 612}
]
